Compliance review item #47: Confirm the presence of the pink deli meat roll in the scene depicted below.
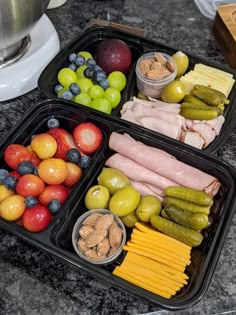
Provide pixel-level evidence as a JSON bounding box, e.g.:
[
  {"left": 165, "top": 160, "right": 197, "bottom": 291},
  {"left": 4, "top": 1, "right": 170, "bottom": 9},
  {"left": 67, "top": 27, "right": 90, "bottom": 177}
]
[{"left": 108, "top": 132, "right": 221, "bottom": 196}]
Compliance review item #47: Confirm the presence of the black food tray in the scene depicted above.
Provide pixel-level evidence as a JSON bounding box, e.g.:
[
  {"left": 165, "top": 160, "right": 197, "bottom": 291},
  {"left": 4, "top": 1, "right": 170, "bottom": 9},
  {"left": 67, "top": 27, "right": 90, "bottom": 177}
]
[
  {"left": 0, "top": 99, "right": 236, "bottom": 310},
  {"left": 38, "top": 26, "right": 236, "bottom": 154}
]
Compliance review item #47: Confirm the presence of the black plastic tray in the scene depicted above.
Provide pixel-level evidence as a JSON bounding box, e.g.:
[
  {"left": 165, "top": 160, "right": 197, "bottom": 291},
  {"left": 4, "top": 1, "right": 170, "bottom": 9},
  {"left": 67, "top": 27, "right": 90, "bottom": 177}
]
[
  {"left": 38, "top": 26, "right": 236, "bottom": 154},
  {"left": 0, "top": 99, "right": 236, "bottom": 310}
]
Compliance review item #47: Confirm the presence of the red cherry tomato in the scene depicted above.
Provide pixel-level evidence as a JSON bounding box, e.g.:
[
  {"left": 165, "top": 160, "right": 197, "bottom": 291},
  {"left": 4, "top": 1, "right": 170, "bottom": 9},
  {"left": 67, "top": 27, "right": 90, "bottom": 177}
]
[
  {"left": 22, "top": 204, "right": 52, "bottom": 232},
  {"left": 4, "top": 144, "right": 32, "bottom": 169}
]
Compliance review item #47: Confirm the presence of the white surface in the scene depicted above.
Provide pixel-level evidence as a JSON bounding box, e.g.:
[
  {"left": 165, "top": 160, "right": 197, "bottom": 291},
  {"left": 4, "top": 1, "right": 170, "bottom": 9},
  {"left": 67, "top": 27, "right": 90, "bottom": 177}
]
[
  {"left": 0, "top": 14, "right": 60, "bottom": 102},
  {"left": 47, "top": 0, "right": 67, "bottom": 9},
  {"left": 194, "top": 0, "right": 236, "bottom": 19}
]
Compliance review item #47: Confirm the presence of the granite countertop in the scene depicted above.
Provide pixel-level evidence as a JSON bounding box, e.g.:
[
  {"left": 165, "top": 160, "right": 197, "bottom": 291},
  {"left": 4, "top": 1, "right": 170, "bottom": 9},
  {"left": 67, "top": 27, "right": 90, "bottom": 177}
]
[{"left": 0, "top": 0, "right": 236, "bottom": 314}]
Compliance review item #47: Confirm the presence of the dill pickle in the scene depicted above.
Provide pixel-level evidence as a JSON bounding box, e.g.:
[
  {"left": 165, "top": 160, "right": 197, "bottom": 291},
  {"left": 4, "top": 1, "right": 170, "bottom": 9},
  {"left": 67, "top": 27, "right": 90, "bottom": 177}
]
[
  {"left": 164, "top": 196, "right": 211, "bottom": 215},
  {"left": 180, "top": 107, "right": 219, "bottom": 120},
  {"left": 164, "top": 205, "right": 209, "bottom": 230},
  {"left": 192, "top": 85, "right": 229, "bottom": 106},
  {"left": 161, "top": 208, "right": 170, "bottom": 219},
  {"left": 181, "top": 102, "right": 222, "bottom": 114},
  {"left": 165, "top": 186, "right": 213, "bottom": 206},
  {"left": 183, "top": 94, "right": 209, "bottom": 106},
  {"left": 150, "top": 215, "right": 204, "bottom": 247}
]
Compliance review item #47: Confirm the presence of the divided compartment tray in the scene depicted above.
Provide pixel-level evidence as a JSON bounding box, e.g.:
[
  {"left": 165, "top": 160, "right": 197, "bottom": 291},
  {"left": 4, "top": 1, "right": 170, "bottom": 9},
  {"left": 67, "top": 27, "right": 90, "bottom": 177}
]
[
  {"left": 38, "top": 25, "right": 236, "bottom": 154},
  {"left": 0, "top": 99, "right": 236, "bottom": 310}
]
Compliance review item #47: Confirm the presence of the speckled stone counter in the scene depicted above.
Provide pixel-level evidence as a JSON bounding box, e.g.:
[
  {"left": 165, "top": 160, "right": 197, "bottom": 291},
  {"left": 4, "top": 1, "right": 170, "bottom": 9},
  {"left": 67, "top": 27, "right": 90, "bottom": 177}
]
[{"left": 0, "top": 1, "right": 236, "bottom": 314}]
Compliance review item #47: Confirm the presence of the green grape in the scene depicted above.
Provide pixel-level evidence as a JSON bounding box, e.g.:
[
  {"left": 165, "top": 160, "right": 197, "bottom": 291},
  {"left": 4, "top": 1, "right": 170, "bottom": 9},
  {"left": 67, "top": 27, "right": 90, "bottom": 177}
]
[
  {"left": 74, "top": 93, "right": 92, "bottom": 106},
  {"left": 89, "top": 85, "right": 105, "bottom": 99},
  {"left": 77, "top": 78, "right": 94, "bottom": 93},
  {"left": 76, "top": 65, "right": 88, "bottom": 78},
  {"left": 77, "top": 51, "right": 93, "bottom": 60},
  {"left": 90, "top": 98, "right": 112, "bottom": 114},
  {"left": 104, "top": 87, "right": 121, "bottom": 109},
  {"left": 107, "top": 71, "right": 127, "bottom": 91},
  {"left": 57, "top": 68, "right": 77, "bottom": 87}
]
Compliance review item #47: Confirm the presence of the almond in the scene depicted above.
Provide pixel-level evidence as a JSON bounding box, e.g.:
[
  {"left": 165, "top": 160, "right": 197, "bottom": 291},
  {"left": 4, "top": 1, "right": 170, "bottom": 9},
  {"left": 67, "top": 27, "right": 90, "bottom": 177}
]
[
  {"left": 97, "top": 237, "right": 110, "bottom": 257},
  {"left": 154, "top": 52, "right": 167, "bottom": 66},
  {"left": 166, "top": 60, "right": 176, "bottom": 73},
  {"left": 79, "top": 225, "right": 94, "bottom": 239},
  {"left": 77, "top": 238, "right": 89, "bottom": 253},
  {"left": 151, "top": 61, "right": 163, "bottom": 70},
  {"left": 94, "top": 214, "right": 114, "bottom": 231},
  {"left": 108, "top": 244, "right": 120, "bottom": 257},
  {"left": 109, "top": 222, "right": 123, "bottom": 248},
  {"left": 147, "top": 68, "right": 171, "bottom": 79},
  {"left": 84, "top": 249, "right": 101, "bottom": 260},
  {"left": 82, "top": 213, "right": 103, "bottom": 226},
  {"left": 84, "top": 229, "right": 107, "bottom": 248},
  {"left": 138, "top": 59, "right": 151, "bottom": 75}
]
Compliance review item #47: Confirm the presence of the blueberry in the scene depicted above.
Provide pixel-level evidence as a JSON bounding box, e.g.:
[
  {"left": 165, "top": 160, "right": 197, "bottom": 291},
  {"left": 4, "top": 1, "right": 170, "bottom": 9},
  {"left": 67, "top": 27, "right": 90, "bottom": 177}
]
[
  {"left": 69, "top": 53, "right": 77, "bottom": 64},
  {"left": 4, "top": 176, "right": 18, "bottom": 190},
  {"left": 0, "top": 169, "right": 9, "bottom": 184},
  {"left": 84, "top": 67, "right": 94, "bottom": 79},
  {"left": 93, "top": 70, "right": 106, "bottom": 83},
  {"left": 25, "top": 196, "right": 38, "bottom": 208},
  {"left": 33, "top": 166, "right": 38, "bottom": 176},
  {"left": 17, "top": 161, "right": 34, "bottom": 175},
  {"left": 86, "top": 58, "right": 96, "bottom": 67},
  {"left": 93, "top": 65, "right": 103, "bottom": 72},
  {"left": 66, "top": 148, "right": 81, "bottom": 164},
  {"left": 69, "top": 83, "right": 81, "bottom": 95},
  {"left": 79, "top": 155, "right": 91, "bottom": 169},
  {"left": 68, "top": 63, "right": 77, "bottom": 71},
  {"left": 47, "top": 118, "right": 60, "bottom": 129},
  {"left": 60, "top": 90, "right": 73, "bottom": 100},
  {"left": 75, "top": 55, "right": 85, "bottom": 67},
  {"left": 99, "top": 78, "right": 109, "bottom": 90},
  {"left": 54, "top": 84, "right": 63, "bottom": 94},
  {"left": 48, "top": 199, "right": 61, "bottom": 215}
]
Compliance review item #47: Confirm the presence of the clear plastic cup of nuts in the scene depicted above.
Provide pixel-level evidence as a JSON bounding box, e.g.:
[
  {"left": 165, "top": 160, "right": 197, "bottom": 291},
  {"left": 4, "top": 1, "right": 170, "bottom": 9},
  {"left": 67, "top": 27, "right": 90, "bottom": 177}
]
[
  {"left": 72, "top": 209, "right": 126, "bottom": 266},
  {"left": 135, "top": 51, "right": 177, "bottom": 98}
]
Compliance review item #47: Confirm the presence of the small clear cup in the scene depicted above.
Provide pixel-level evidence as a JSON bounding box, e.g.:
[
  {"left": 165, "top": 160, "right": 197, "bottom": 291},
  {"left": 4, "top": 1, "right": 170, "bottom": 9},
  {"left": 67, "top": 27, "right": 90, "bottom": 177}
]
[{"left": 135, "top": 51, "right": 177, "bottom": 98}]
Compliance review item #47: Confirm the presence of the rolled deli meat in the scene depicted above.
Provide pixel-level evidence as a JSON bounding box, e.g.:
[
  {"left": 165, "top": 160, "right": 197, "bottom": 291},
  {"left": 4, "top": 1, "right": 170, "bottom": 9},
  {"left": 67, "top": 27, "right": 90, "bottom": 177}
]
[{"left": 108, "top": 132, "right": 221, "bottom": 196}]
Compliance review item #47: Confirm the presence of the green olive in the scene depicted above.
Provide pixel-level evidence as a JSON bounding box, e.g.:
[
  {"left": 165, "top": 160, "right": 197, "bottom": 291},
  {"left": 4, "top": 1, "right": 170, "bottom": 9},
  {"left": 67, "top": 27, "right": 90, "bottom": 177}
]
[
  {"left": 109, "top": 186, "right": 141, "bottom": 217},
  {"left": 84, "top": 185, "right": 110, "bottom": 210},
  {"left": 121, "top": 211, "right": 140, "bottom": 228},
  {"left": 161, "top": 80, "right": 186, "bottom": 103},
  {"left": 97, "top": 167, "right": 130, "bottom": 195},
  {"left": 172, "top": 51, "right": 189, "bottom": 78},
  {"left": 136, "top": 195, "right": 161, "bottom": 222}
]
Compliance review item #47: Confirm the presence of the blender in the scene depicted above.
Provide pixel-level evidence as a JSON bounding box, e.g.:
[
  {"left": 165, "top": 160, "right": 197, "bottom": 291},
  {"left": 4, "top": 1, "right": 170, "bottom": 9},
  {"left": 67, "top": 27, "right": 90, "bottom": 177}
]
[{"left": 0, "top": 0, "right": 60, "bottom": 101}]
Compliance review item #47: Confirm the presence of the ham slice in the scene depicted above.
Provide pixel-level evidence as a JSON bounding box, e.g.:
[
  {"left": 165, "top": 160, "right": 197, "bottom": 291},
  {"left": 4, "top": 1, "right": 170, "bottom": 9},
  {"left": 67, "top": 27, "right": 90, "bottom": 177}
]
[
  {"left": 182, "top": 131, "right": 205, "bottom": 149},
  {"left": 137, "top": 116, "right": 182, "bottom": 140},
  {"left": 120, "top": 98, "right": 225, "bottom": 150},
  {"left": 130, "top": 180, "right": 163, "bottom": 201},
  {"left": 105, "top": 153, "right": 179, "bottom": 191},
  {"left": 132, "top": 97, "right": 181, "bottom": 113},
  {"left": 109, "top": 132, "right": 221, "bottom": 195},
  {"left": 192, "top": 123, "right": 216, "bottom": 148}
]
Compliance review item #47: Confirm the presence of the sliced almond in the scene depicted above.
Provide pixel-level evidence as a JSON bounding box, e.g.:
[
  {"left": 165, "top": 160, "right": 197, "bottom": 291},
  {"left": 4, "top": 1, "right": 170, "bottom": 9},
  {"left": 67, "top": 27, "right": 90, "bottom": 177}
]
[
  {"left": 84, "top": 229, "right": 107, "bottom": 248},
  {"left": 82, "top": 213, "right": 103, "bottom": 226},
  {"left": 94, "top": 214, "right": 114, "bottom": 231}
]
